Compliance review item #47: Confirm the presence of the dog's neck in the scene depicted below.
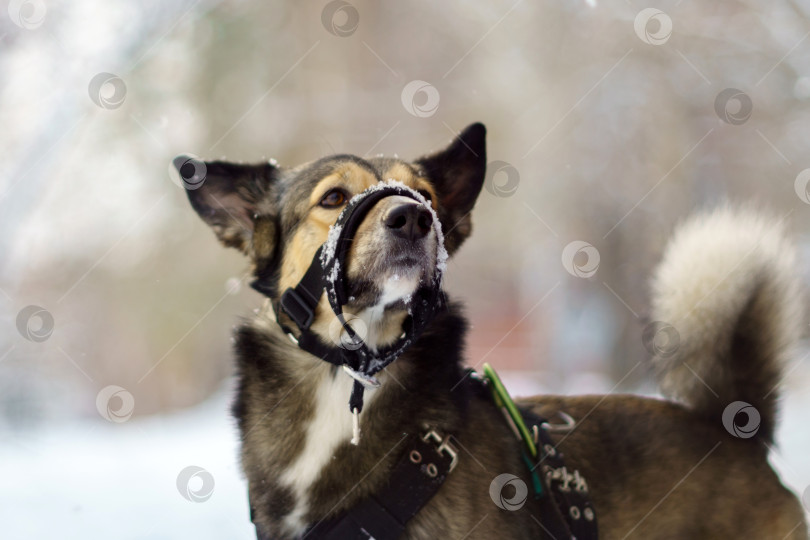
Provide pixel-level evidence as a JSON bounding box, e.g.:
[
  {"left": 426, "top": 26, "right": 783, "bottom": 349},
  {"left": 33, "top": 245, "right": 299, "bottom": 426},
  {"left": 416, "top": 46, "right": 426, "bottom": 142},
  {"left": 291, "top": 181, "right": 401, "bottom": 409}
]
[
  {"left": 277, "top": 359, "right": 387, "bottom": 533},
  {"left": 240, "top": 315, "right": 384, "bottom": 534},
  {"left": 237, "top": 300, "right": 470, "bottom": 538}
]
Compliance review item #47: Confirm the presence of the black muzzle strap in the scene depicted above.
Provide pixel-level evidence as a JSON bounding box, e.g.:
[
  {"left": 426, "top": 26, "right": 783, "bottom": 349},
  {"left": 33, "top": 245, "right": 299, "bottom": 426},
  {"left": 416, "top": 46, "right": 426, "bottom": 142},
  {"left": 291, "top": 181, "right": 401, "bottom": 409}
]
[
  {"left": 252, "top": 181, "right": 447, "bottom": 439},
  {"left": 275, "top": 245, "right": 325, "bottom": 331}
]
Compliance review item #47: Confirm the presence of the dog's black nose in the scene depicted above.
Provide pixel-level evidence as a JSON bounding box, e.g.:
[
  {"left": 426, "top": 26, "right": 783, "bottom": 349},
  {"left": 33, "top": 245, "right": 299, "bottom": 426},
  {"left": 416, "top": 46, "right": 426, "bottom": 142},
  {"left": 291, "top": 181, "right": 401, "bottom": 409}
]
[{"left": 384, "top": 203, "right": 432, "bottom": 241}]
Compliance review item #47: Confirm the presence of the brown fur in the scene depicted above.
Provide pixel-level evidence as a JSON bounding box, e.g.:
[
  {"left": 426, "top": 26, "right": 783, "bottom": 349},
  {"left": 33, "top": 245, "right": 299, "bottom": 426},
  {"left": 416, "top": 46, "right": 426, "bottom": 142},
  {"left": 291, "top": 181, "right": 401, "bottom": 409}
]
[{"left": 521, "top": 395, "right": 807, "bottom": 538}]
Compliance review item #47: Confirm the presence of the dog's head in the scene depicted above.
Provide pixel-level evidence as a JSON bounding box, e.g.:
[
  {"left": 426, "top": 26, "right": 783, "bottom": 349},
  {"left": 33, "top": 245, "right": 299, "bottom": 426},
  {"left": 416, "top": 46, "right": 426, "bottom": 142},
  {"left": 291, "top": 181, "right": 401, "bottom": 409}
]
[{"left": 178, "top": 123, "right": 486, "bottom": 348}]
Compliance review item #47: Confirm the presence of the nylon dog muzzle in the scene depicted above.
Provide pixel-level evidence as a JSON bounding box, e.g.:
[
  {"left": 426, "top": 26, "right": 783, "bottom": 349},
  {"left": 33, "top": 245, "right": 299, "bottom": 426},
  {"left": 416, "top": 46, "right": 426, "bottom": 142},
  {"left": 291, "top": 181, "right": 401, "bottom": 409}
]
[{"left": 250, "top": 181, "right": 447, "bottom": 442}]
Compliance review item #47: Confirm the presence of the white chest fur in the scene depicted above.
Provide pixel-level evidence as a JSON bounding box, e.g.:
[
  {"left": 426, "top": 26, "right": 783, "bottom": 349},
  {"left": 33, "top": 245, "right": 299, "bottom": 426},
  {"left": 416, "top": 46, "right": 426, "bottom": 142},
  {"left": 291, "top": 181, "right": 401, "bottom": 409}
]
[
  {"left": 275, "top": 275, "right": 415, "bottom": 534},
  {"left": 278, "top": 368, "right": 379, "bottom": 535}
]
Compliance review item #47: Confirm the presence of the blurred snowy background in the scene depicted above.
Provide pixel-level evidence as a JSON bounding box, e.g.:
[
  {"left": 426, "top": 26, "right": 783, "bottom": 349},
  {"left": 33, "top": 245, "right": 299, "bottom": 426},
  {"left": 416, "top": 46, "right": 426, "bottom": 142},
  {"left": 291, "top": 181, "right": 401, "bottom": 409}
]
[{"left": 1, "top": 0, "right": 809, "bottom": 538}]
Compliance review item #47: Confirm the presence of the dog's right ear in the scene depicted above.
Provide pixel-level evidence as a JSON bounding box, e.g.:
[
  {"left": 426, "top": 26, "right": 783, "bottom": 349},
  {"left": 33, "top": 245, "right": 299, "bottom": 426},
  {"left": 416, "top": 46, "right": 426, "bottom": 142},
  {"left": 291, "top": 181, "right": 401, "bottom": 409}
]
[{"left": 174, "top": 156, "right": 278, "bottom": 257}]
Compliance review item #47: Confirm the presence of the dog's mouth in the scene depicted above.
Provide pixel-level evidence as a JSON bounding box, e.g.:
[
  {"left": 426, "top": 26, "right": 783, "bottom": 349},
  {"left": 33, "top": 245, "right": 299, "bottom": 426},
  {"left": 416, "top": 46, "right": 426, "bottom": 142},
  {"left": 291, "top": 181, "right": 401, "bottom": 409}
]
[
  {"left": 390, "top": 255, "right": 422, "bottom": 269},
  {"left": 387, "top": 249, "right": 433, "bottom": 280},
  {"left": 344, "top": 245, "right": 437, "bottom": 311}
]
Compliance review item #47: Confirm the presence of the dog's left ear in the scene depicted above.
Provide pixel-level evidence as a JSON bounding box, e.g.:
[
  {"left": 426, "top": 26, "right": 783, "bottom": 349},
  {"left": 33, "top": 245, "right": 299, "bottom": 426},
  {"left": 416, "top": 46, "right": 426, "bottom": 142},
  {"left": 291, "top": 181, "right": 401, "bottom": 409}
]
[
  {"left": 416, "top": 122, "right": 486, "bottom": 255},
  {"left": 174, "top": 156, "right": 278, "bottom": 259}
]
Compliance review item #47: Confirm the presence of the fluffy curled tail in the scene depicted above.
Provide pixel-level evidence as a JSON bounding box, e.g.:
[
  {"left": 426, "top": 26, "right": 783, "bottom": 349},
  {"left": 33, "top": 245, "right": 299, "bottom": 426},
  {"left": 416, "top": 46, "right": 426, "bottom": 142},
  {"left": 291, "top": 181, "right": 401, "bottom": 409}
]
[{"left": 649, "top": 206, "right": 804, "bottom": 442}]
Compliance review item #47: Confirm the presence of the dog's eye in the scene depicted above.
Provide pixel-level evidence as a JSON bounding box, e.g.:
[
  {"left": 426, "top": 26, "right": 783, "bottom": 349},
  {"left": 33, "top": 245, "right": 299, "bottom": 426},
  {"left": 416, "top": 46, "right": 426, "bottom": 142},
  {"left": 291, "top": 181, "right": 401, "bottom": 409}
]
[
  {"left": 319, "top": 189, "right": 348, "bottom": 208},
  {"left": 417, "top": 190, "right": 433, "bottom": 205}
]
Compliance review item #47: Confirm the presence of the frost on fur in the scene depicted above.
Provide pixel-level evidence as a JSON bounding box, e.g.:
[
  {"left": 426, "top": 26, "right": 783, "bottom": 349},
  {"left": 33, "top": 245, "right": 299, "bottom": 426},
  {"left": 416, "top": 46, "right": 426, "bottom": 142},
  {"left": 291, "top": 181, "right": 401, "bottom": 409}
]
[{"left": 649, "top": 206, "right": 804, "bottom": 442}]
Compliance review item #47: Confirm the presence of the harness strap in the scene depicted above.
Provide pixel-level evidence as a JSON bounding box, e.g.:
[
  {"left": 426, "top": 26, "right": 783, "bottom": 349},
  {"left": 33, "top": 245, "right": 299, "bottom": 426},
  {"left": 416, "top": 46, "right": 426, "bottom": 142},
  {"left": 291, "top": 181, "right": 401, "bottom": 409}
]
[
  {"left": 301, "top": 430, "right": 457, "bottom": 540},
  {"left": 520, "top": 409, "right": 599, "bottom": 540},
  {"left": 274, "top": 245, "right": 325, "bottom": 330},
  {"left": 479, "top": 364, "right": 598, "bottom": 540},
  {"left": 250, "top": 367, "right": 598, "bottom": 540}
]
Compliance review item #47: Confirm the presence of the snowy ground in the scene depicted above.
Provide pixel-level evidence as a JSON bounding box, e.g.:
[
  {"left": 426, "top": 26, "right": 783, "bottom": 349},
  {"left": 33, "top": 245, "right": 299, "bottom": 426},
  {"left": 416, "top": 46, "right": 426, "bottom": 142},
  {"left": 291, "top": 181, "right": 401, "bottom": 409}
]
[
  {"left": 2, "top": 370, "right": 808, "bottom": 539},
  {"left": 0, "top": 386, "right": 255, "bottom": 540}
]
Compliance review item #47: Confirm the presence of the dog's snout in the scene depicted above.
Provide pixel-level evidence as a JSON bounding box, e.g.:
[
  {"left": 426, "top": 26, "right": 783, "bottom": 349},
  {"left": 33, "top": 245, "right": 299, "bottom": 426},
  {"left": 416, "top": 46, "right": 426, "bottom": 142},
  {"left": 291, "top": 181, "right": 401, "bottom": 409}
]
[{"left": 384, "top": 203, "right": 432, "bottom": 242}]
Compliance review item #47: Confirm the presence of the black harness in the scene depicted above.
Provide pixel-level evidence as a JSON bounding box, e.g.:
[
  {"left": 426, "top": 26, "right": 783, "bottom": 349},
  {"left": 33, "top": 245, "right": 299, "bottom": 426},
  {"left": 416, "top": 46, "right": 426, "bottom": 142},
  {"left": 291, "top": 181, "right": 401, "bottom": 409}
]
[
  {"left": 249, "top": 182, "right": 598, "bottom": 539},
  {"left": 289, "top": 377, "right": 599, "bottom": 540},
  {"left": 520, "top": 407, "right": 599, "bottom": 540},
  {"left": 301, "top": 428, "right": 460, "bottom": 540}
]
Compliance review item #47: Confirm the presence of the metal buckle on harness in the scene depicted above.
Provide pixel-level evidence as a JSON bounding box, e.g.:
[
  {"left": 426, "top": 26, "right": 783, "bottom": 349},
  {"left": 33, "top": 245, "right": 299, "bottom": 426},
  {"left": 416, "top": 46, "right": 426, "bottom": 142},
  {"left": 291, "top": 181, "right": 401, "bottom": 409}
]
[
  {"left": 421, "top": 428, "right": 459, "bottom": 472},
  {"left": 541, "top": 411, "right": 577, "bottom": 433}
]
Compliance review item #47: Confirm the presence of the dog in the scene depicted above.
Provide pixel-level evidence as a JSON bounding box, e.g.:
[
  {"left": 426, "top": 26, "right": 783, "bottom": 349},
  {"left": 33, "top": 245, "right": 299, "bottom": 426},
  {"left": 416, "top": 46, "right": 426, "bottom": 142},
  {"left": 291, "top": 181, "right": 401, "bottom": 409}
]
[{"left": 176, "top": 123, "right": 808, "bottom": 539}]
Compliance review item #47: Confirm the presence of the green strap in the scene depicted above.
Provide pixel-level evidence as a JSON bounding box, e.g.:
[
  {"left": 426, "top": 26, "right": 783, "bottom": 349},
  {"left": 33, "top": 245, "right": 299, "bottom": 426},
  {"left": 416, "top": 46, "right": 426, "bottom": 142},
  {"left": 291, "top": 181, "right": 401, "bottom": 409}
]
[
  {"left": 482, "top": 363, "right": 537, "bottom": 459},
  {"left": 520, "top": 451, "right": 545, "bottom": 497}
]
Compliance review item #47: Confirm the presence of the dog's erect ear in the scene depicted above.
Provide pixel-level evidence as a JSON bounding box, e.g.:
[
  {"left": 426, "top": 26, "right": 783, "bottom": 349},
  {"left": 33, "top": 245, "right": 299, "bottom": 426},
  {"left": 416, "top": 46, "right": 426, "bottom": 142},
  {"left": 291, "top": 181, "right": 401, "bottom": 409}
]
[
  {"left": 416, "top": 122, "right": 486, "bottom": 255},
  {"left": 174, "top": 156, "right": 278, "bottom": 256}
]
